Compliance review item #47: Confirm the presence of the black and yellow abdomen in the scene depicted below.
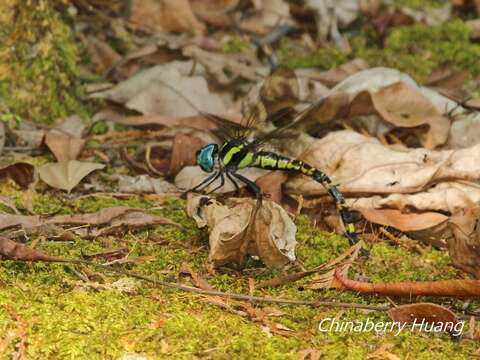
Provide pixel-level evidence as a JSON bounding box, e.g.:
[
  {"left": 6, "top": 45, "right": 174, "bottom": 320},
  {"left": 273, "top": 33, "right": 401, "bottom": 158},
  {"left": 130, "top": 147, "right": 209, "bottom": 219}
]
[{"left": 252, "top": 151, "right": 359, "bottom": 246}]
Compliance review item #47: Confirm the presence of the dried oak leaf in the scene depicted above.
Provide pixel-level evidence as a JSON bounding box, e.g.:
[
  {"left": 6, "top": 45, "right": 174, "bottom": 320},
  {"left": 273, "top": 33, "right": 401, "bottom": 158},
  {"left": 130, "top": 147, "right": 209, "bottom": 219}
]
[
  {"left": 39, "top": 161, "right": 105, "bottom": 193},
  {"left": 187, "top": 195, "right": 296, "bottom": 269},
  {"left": 129, "top": 0, "right": 206, "bottom": 34}
]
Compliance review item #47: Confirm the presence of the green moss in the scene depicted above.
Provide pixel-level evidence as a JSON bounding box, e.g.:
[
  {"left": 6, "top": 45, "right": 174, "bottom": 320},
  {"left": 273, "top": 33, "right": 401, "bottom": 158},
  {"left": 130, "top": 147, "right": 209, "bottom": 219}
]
[
  {"left": 222, "top": 37, "right": 250, "bottom": 54},
  {"left": 355, "top": 19, "right": 480, "bottom": 82},
  {"left": 0, "top": 187, "right": 478, "bottom": 359},
  {"left": 278, "top": 39, "right": 349, "bottom": 69},
  {"left": 0, "top": 0, "right": 87, "bottom": 123},
  {"left": 393, "top": 0, "right": 448, "bottom": 8}
]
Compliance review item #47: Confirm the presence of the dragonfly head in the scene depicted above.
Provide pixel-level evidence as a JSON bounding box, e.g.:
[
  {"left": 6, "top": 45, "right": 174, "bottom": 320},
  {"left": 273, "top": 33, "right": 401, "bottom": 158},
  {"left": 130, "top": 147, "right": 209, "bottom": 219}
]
[{"left": 196, "top": 143, "right": 219, "bottom": 173}]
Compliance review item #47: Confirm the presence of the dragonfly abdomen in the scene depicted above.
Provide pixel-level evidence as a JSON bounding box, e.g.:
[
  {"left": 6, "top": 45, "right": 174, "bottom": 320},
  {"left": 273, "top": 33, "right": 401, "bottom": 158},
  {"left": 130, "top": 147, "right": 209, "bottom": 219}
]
[
  {"left": 253, "top": 151, "right": 315, "bottom": 175},
  {"left": 252, "top": 152, "right": 359, "bottom": 246}
]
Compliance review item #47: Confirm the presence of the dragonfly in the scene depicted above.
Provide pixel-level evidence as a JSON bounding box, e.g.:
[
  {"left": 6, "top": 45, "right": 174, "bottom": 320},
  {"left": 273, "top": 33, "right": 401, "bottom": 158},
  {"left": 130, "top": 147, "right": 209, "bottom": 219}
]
[{"left": 189, "top": 68, "right": 361, "bottom": 248}]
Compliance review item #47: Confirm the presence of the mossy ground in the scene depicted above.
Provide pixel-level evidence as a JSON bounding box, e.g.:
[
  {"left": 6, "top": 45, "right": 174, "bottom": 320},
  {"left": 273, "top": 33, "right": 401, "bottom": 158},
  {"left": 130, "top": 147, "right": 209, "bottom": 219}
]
[
  {"left": 0, "top": 0, "right": 87, "bottom": 123},
  {"left": 0, "top": 187, "right": 478, "bottom": 359},
  {"left": 280, "top": 19, "right": 480, "bottom": 83}
]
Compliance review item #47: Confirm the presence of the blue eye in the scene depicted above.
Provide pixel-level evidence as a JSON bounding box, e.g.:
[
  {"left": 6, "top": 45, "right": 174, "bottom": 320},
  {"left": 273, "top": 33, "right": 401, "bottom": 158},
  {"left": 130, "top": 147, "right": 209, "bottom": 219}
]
[{"left": 196, "top": 144, "right": 218, "bottom": 172}]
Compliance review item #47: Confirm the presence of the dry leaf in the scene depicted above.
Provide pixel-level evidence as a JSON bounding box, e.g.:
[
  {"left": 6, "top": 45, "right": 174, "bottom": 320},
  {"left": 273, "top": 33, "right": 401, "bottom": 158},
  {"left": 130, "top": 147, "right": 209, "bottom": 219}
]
[
  {"left": 0, "top": 162, "right": 35, "bottom": 188},
  {"left": 179, "top": 262, "right": 214, "bottom": 290},
  {"left": 448, "top": 206, "right": 480, "bottom": 278},
  {"left": 0, "top": 236, "right": 65, "bottom": 262},
  {"left": 182, "top": 45, "right": 262, "bottom": 85},
  {"left": 92, "top": 64, "right": 227, "bottom": 117},
  {"left": 447, "top": 113, "right": 480, "bottom": 148},
  {"left": 111, "top": 114, "right": 225, "bottom": 131},
  {"left": 239, "top": 0, "right": 293, "bottom": 34},
  {"left": 45, "top": 116, "right": 87, "bottom": 162},
  {"left": 129, "top": 0, "right": 206, "bottom": 34},
  {"left": 356, "top": 208, "right": 448, "bottom": 232},
  {"left": 85, "top": 36, "right": 122, "bottom": 74},
  {"left": 329, "top": 67, "right": 461, "bottom": 116},
  {"left": 90, "top": 211, "right": 178, "bottom": 237},
  {"left": 348, "top": 82, "right": 450, "bottom": 148},
  {"left": 286, "top": 131, "right": 480, "bottom": 198},
  {"left": 187, "top": 195, "right": 296, "bottom": 269},
  {"left": 388, "top": 303, "right": 461, "bottom": 336},
  {"left": 298, "top": 348, "right": 322, "bottom": 360},
  {"left": 11, "top": 129, "right": 45, "bottom": 149},
  {"left": 255, "top": 171, "right": 288, "bottom": 204},
  {"left": 39, "top": 161, "right": 105, "bottom": 192},
  {"left": 168, "top": 133, "right": 205, "bottom": 177},
  {"left": 45, "top": 133, "right": 86, "bottom": 162},
  {"left": 367, "top": 345, "right": 401, "bottom": 360},
  {"left": 284, "top": 131, "right": 480, "bottom": 276},
  {"left": 296, "top": 59, "right": 369, "bottom": 88},
  {"left": 190, "top": 0, "right": 239, "bottom": 27}
]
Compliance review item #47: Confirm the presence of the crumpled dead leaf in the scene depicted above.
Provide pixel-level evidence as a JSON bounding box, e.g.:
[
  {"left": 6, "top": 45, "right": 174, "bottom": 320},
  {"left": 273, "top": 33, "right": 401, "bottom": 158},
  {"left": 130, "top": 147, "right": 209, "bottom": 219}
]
[
  {"left": 38, "top": 161, "right": 105, "bottom": 192},
  {"left": 186, "top": 195, "right": 296, "bottom": 269}
]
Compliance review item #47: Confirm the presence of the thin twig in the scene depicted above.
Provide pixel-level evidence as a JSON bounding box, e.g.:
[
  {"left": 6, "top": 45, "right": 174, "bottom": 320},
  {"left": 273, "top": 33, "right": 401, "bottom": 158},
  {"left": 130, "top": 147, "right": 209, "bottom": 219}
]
[{"left": 64, "top": 259, "right": 390, "bottom": 311}]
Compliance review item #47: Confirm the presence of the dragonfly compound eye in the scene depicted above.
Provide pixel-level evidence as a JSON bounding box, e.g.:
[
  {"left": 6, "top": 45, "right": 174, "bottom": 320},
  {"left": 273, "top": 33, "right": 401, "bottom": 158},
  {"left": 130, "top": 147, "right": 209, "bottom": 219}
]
[{"left": 196, "top": 143, "right": 218, "bottom": 173}]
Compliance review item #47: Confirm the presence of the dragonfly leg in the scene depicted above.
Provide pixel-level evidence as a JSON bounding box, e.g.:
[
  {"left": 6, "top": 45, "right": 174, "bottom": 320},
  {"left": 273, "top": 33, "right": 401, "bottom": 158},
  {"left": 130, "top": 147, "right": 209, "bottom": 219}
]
[
  {"left": 189, "top": 171, "right": 221, "bottom": 193},
  {"left": 205, "top": 172, "right": 225, "bottom": 194},
  {"left": 231, "top": 172, "right": 263, "bottom": 205},
  {"left": 226, "top": 171, "right": 240, "bottom": 194}
]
